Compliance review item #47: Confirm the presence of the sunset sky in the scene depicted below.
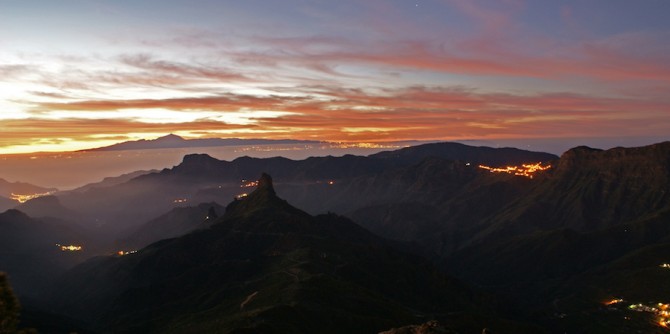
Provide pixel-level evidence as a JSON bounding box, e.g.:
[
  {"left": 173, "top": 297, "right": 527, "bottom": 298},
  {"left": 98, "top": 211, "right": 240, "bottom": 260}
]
[{"left": 1, "top": 0, "right": 669, "bottom": 154}]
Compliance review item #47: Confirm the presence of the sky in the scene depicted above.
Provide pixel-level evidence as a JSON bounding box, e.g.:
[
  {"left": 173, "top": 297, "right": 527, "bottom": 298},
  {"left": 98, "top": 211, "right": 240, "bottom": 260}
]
[{"left": 1, "top": 0, "right": 670, "bottom": 154}]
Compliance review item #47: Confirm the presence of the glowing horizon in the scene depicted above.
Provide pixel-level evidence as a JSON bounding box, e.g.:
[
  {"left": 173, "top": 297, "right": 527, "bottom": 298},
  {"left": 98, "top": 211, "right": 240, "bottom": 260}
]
[{"left": 1, "top": 0, "right": 669, "bottom": 155}]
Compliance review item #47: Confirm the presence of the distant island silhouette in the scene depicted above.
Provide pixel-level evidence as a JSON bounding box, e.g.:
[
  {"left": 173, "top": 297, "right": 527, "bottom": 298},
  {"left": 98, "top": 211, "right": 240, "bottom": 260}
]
[{"left": 83, "top": 134, "right": 322, "bottom": 152}]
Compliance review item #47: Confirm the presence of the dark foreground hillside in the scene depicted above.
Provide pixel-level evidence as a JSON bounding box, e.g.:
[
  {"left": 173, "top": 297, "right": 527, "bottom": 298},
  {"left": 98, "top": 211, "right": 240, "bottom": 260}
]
[{"left": 0, "top": 210, "right": 90, "bottom": 299}]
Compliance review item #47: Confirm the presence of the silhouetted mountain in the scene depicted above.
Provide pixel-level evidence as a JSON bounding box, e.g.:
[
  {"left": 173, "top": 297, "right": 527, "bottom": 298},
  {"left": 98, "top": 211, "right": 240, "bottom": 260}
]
[
  {"left": 119, "top": 202, "right": 225, "bottom": 249},
  {"left": 47, "top": 174, "right": 537, "bottom": 334},
  {"left": 70, "top": 169, "right": 158, "bottom": 193},
  {"left": 16, "top": 195, "right": 80, "bottom": 221},
  {"left": 370, "top": 142, "right": 557, "bottom": 166},
  {"left": 0, "top": 178, "right": 56, "bottom": 200},
  {"left": 0, "top": 196, "right": 14, "bottom": 212},
  {"left": 0, "top": 209, "right": 89, "bottom": 299},
  {"left": 50, "top": 141, "right": 555, "bottom": 243},
  {"left": 85, "top": 134, "right": 320, "bottom": 151}
]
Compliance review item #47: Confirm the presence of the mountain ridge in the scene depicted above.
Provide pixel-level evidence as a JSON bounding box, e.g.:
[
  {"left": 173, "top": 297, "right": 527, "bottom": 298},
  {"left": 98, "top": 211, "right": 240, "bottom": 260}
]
[{"left": 52, "top": 141, "right": 555, "bottom": 239}]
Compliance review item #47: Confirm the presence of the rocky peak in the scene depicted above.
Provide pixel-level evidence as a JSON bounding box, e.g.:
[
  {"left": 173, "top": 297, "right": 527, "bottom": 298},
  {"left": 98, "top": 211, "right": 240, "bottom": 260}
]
[
  {"left": 256, "top": 173, "right": 275, "bottom": 196},
  {"left": 239, "top": 172, "right": 280, "bottom": 206},
  {"left": 174, "top": 154, "right": 223, "bottom": 175},
  {"left": 0, "top": 209, "right": 31, "bottom": 222},
  {"left": 555, "top": 145, "right": 602, "bottom": 172},
  {"left": 223, "top": 173, "right": 301, "bottom": 219},
  {"left": 156, "top": 134, "right": 184, "bottom": 142},
  {"left": 555, "top": 142, "right": 670, "bottom": 175},
  {"left": 181, "top": 153, "right": 218, "bottom": 165}
]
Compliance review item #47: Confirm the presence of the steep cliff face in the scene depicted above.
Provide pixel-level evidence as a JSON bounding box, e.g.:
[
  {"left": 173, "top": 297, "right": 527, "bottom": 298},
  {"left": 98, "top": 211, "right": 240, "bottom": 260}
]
[{"left": 486, "top": 142, "right": 670, "bottom": 235}]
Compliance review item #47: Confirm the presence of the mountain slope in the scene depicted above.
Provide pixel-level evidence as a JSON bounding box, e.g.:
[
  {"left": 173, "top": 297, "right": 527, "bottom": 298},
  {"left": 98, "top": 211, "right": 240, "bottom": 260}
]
[
  {"left": 448, "top": 207, "right": 670, "bottom": 293},
  {"left": 118, "top": 202, "right": 225, "bottom": 249},
  {"left": 0, "top": 210, "right": 89, "bottom": 298},
  {"left": 70, "top": 169, "right": 158, "bottom": 193},
  {"left": 47, "top": 174, "right": 534, "bottom": 334},
  {"left": 15, "top": 195, "right": 79, "bottom": 221},
  {"left": 0, "top": 178, "right": 57, "bottom": 199},
  {"left": 0, "top": 196, "right": 14, "bottom": 212}
]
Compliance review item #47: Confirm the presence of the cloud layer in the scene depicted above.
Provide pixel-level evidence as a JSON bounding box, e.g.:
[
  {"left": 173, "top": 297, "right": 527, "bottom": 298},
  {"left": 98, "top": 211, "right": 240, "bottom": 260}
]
[{"left": 1, "top": 0, "right": 669, "bottom": 153}]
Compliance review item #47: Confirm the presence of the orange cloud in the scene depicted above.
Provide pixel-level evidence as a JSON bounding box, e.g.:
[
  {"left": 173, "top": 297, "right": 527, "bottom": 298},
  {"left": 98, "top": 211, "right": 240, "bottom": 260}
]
[
  {"left": 31, "top": 94, "right": 304, "bottom": 112},
  {"left": 7, "top": 84, "right": 667, "bottom": 154},
  {"left": 0, "top": 118, "right": 252, "bottom": 150}
]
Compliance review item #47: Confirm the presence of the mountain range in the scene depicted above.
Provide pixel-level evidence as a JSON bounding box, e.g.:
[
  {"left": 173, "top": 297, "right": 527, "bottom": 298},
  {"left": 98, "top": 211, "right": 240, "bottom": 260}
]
[
  {"left": 3, "top": 140, "right": 670, "bottom": 332},
  {"left": 46, "top": 174, "right": 538, "bottom": 333}
]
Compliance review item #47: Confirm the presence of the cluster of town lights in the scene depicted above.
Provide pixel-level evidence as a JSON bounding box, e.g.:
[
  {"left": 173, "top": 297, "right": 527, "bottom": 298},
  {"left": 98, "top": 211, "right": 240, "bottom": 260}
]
[
  {"left": 330, "top": 142, "right": 404, "bottom": 149},
  {"left": 11, "top": 191, "right": 54, "bottom": 203},
  {"left": 56, "top": 244, "right": 82, "bottom": 251},
  {"left": 241, "top": 180, "right": 259, "bottom": 188},
  {"left": 603, "top": 297, "right": 670, "bottom": 329},
  {"left": 117, "top": 250, "right": 138, "bottom": 256},
  {"left": 604, "top": 298, "right": 624, "bottom": 306},
  {"left": 627, "top": 303, "right": 670, "bottom": 328},
  {"left": 478, "top": 162, "right": 551, "bottom": 179},
  {"left": 234, "top": 145, "right": 309, "bottom": 153},
  {"left": 235, "top": 179, "right": 259, "bottom": 199}
]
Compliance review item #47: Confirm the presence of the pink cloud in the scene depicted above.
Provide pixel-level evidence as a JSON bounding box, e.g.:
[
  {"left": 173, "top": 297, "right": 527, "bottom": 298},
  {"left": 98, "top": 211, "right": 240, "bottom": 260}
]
[
  {"left": 224, "top": 30, "right": 670, "bottom": 83},
  {"left": 17, "top": 84, "right": 668, "bottom": 146}
]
